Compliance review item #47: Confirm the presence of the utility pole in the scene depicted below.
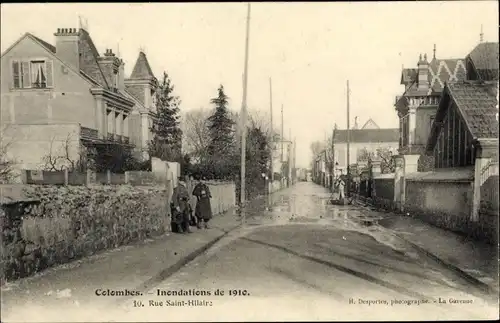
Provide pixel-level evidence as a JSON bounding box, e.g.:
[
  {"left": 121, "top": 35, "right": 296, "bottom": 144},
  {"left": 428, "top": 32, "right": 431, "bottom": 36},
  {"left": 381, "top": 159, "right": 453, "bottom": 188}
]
[
  {"left": 240, "top": 2, "right": 251, "bottom": 206},
  {"left": 292, "top": 137, "right": 297, "bottom": 184},
  {"left": 346, "top": 80, "right": 351, "bottom": 198},
  {"left": 280, "top": 104, "right": 284, "bottom": 189},
  {"left": 269, "top": 78, "right": 274, "bottom": 186},
  {"left": 330, "top": 123, "right": 337, "bottom": 191},
  {"left": 288, "top": 128, "right": 292, "bottom": 187}
]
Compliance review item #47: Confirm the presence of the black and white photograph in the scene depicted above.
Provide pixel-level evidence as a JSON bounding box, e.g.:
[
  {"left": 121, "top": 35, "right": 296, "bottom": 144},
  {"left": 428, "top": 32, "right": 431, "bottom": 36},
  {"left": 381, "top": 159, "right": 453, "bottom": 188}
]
[{"left": 0, "top": 1, "right": 499, "bottom": 322}]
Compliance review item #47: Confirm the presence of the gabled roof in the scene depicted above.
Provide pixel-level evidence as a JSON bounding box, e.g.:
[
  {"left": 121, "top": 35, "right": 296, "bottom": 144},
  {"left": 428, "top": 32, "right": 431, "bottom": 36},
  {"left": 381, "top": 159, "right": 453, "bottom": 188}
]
[
  {"left": 361, "top": 118, "right": 379, "bottom": 129},
  {"left": 1, "top": 33, "right": 96, "bottom": 89},
  {"left": 129, "top": 51, "right": 155, "bottom": 80},
  {"left": 334, "top": 128, "right": 399, "bottom": 143},
  {"left": 397, "top": 56, "right": 467, "bottom": 99},
  {"left": 427, "top": 58, "right": 467, "bottom": 93},
  {"left": 426, "top": 81, "right": 499, "bottom": 152},
  {"left": 30, "top": 34, "right": 56, "bottom": 53}
]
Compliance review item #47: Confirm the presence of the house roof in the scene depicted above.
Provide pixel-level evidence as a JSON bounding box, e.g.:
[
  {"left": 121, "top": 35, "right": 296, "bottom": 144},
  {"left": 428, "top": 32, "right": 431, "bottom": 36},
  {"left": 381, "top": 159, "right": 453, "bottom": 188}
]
[
  {"left": 426, "top": 81, "right": 499, "bottom": 151},
  {"left": 1, "top": 33, "right": 97, "bottom": 89},
  {"left": 334, "top": 128, "right": 399, "bottom": 143},
  {"left": 361, "top": 118, "right": 379, "bottom": 129},
  {"left": 30, "top": 34, "right": 56, "bottom": 53},
  {"left": 397, "top": 57, "right": 467, "bottom": 99},
  {"left": 467, "top": 42, "right": 499, "bottom": 80},
  {"left": 130, "top": 51, "right": 155, "bottom": 80},
  {"left": 427, "top": 58, "right": 467, "bottom": 93},
  {"left": 468, "top": 42, "right": 499, "bottom": 70},
  {"left": 447, "top": 81, "right": 499, "bottom": 138}
]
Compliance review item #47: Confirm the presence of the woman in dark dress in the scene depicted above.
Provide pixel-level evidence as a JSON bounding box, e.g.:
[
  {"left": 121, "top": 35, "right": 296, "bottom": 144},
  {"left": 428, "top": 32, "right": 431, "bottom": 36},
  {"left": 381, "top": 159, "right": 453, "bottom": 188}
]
[{"left": 192, "top": 176, "right": 213, "bottom": 229}]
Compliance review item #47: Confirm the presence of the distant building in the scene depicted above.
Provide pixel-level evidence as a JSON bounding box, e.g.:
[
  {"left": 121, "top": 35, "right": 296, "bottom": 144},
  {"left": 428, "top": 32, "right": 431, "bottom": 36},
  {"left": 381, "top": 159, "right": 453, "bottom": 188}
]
[
  {"left": 0, "top": 27, "right": 160, "bottom": 173},
  {"left": 271, "top": 139, "right": 293, "bottom": 177},
  {"left": 332, "top": 119, "right": 399, "bottom": 172}
]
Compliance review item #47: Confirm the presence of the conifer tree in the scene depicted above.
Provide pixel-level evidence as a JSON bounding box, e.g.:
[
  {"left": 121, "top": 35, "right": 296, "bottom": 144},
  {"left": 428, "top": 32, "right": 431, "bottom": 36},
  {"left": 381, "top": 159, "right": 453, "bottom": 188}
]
[
  {"left": 207, "top": 85, "right": 235, "bottom": 158},
  {"left": 149, "top": 72, "right": 183, "bottom": 160}
]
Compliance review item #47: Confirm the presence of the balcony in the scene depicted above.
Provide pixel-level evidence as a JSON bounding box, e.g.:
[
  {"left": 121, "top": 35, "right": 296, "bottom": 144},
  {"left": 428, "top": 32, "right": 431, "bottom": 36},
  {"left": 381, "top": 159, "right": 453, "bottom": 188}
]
[
  {"left": 102, "top": 133, "right": 131, "bottom": 145},
  {"left": 80, "top": 127, "right": 99, "bottom": 140}
]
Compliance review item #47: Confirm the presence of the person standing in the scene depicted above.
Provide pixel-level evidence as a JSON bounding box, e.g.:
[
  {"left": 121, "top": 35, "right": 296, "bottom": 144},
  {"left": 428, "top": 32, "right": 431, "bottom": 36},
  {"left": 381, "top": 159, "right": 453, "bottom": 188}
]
[
  {"left": 171, "top": 176, "right": 192, "bottom": 234},
  {"left": 192, "top": 176, "right": 213, "bottom": 229},
  {"left": 336, "top": 171, "right": 346, "bottom": 202}
]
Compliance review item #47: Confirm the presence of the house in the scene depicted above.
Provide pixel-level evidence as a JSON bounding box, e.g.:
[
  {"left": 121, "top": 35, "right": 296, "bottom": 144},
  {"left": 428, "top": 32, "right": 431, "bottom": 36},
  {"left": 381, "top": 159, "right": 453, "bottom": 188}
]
[
  {"left": 0, "top": 27, "right": 158, "bottom": 174},
  {"left": 332, "top": 118, "right": 399, "bottom": 173},
  {"left": 394, "top": 46, "right": 467, "bottom": 173},
  {"left": 425, "top": 41, "right": 499, "bottom": 221}
]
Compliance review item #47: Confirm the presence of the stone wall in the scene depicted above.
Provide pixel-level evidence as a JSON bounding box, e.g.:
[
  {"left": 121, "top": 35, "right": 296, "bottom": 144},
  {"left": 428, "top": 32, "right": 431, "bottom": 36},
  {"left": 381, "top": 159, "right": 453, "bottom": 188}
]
[
  {"left": 1, "top": 180, "right": 238, "bottom": 283},
  {"left": 1, "top": 185, "right": 168, "bottom": 283},
  {"left": 404, "top": 172, "right": 497, "bottom": 245}
]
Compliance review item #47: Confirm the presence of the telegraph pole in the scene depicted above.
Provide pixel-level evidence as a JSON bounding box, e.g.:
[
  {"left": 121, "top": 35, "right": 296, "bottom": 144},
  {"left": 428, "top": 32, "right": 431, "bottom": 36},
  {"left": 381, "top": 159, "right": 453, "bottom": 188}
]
[
  {"left": 281, "top": 104, "right": 284, "bottom": 161},
  {"left": 288, "top": 128, "right": 292, "bottom": 187},
  {"left": 240, "top": 3, "right": 251, "bottom": 205},
  {"left": 269, "top": 78, "right": 274, "bottom": 185},
  {"left": 346, "top": 80, "right": 351, "bottom": 198},
  {"left": 281, "top": 104, "right": 284, "bottom": 188}
]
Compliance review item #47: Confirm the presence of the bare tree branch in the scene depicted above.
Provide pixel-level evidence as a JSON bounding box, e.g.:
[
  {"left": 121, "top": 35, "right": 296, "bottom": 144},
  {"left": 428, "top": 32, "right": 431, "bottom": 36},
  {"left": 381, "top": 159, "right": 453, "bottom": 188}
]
[{"left": 181, "top": 108, "right": 212, "bottom": 162}]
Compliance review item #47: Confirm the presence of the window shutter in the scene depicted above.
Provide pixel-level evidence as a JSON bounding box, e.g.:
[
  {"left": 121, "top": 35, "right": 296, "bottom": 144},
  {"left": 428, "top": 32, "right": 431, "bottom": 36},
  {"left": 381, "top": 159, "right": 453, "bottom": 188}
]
[
  {"left": 21, "top": 61, "right": 30, "bottom": 88},
  {"left": 45, "top": 60, "right": 54, "bottom": 88},
  {"left": 12, "top": 60, "right": 20, "bottom": 88}
]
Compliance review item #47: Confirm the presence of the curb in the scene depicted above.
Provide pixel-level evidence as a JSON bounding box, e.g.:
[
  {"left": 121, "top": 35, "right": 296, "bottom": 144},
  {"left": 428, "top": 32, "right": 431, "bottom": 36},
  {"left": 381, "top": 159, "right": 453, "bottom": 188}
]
[
  {"left": 391, "top": 231, "right": 497, "bottom": 296},
  {"left": 119, "top": 222, "right": 243, "bottom": 306},
  {"left": 120, "top": 199, "right": 263, "bottom": 304},
  {"left": 351, "top": 197, "right": 498, "bottom": 297}
]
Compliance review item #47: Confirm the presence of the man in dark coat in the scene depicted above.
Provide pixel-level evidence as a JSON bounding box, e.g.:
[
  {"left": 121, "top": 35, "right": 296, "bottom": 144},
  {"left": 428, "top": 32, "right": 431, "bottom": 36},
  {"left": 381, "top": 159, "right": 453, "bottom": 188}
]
[
  {"left": 171, "top": 177, "right": 192, "bottom": 233},
  {"left": 192, "top": 176, "right": 213, "bottom": 229}
]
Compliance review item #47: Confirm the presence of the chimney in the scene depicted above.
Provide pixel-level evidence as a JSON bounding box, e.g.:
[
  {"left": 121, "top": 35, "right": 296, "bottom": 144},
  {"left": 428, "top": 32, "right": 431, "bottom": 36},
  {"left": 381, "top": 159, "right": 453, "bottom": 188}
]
[
  {"left": 98, "top": 49, "right": 120, "bottom": 89},
  {"left": 417, "top": 53, "right": 430, "bottom": 90},
  {"left": 117, "top": 59, "right": 125, "bottom": 91},
  {"left": 54, "top": 28, "right": 80, "bottom": 70}
]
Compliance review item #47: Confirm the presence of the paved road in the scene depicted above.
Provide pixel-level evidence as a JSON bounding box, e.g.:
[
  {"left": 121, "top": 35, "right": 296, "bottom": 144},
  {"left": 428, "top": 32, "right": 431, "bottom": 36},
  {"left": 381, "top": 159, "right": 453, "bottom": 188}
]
[
  {"left": 2, "top": 182, "right": 497, "bottom": 322},
  {"left": 113, "top": 182, "right": 497, "bottom": 321}
]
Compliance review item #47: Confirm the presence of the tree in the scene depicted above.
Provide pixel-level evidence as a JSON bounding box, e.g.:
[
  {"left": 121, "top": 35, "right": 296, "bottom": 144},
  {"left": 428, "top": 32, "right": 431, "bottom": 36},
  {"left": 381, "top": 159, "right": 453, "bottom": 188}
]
[
  {"left": 181, "top": 108, "right": 212, "bottom": 163},
  {"left": 41, "top": 133, "right": 85, "bottom": 172},
  {"left": 206, "top": 85, "right": 237, "bottom": 178},
  {"left": 323, "top": 124, "right": 338, "bottom": 188},
  {"left": 357, "top": 147, "right": 375, "bottom": 162},
  {"left": 309, "top": 140, "right": 325, "bottom": 168},
  {"left": 244, "top": 126, "right": 271, "bottom": 198},
  {"left": 376, "top": 147, "right": 396, "bottom": 173},
  {"left": 356, "top": 147, "right": 395, "bottom": 174},
  {"left": 0, "top": 125, "right": 17, "bottom": 183},
  {"left": 149, "top": 71, "right": 183, "bottom": 161}
]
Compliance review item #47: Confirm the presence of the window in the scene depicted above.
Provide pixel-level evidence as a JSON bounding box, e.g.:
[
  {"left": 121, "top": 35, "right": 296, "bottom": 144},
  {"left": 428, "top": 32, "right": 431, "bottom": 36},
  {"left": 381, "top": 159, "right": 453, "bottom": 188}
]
[
  {"left": 11, "top": 59, "right": 53, "bottom": 89},
  {"left": 429, "top": 115, "right": 435, "bottom": 129}
]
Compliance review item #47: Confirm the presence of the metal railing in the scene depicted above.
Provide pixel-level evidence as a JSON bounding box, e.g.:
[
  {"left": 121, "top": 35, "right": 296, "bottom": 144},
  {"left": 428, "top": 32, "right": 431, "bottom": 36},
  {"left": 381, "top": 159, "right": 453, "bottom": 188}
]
[{"left": 80, "top": 127, "right": 98, "bottom": 140}]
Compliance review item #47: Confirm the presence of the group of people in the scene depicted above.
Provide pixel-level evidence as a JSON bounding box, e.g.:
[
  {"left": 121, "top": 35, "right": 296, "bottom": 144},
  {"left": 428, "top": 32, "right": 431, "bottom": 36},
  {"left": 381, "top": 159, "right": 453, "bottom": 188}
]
[{"left": 170, "top": 175, "right": 213, "bottom": 234}]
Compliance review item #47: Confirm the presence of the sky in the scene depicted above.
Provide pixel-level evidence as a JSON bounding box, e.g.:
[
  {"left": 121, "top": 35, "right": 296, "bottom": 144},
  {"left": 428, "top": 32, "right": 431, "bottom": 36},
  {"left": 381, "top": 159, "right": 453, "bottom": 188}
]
[{"left": 1, "top": 2, "right": 498, "bottom": 168}]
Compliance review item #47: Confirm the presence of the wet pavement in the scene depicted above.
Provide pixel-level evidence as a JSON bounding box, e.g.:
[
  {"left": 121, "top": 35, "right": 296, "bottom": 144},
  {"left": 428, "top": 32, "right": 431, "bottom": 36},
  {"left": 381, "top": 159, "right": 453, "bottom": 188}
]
[{"left": 2, "top": 182, "right": 498, "bottom": 322}]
